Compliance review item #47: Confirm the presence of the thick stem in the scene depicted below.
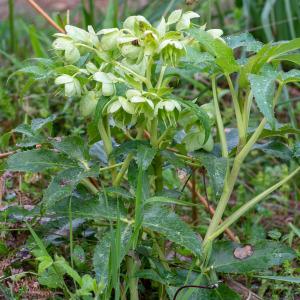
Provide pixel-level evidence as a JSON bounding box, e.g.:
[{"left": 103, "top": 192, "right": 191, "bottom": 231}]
[
  {"left": 203, "top": 83, "right": 284, "bottom": 249},
  {"left": 156, "top": 65, "right": 166, "bottom": 89},
  {"left": 153, "top": 153, "right": 163, "bottom": 193},
  {"left": 225, "top": 74, "right": 246, "bottom": 147},
  {"left": 212, "top": 76, "right": 228, "bottom": 158},
  {"left": 113, "top": 128, "right": 144, "bottom": 187},
  {"left": 126, "top": 256, "right": 139, "bottom": 300},
  {"left": 208, "top": 166, "right": 300, "bottom": 241}
]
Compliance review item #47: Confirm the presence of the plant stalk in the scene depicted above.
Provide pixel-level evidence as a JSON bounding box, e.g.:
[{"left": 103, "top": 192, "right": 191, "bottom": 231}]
[
  {"left": 208, "top": 166, "right": 300, "bottom": 241},
  {"left": 212, "top": 76, "right": 228, "bottom": 158}
]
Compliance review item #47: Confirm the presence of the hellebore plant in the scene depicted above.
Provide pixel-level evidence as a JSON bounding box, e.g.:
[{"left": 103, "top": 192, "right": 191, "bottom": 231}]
[{"left": 7, "top": 8, "right": 300, "bottom": 300}]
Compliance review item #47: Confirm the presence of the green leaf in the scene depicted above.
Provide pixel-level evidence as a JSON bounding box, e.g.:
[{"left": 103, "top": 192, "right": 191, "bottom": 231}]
[
  {"left": 168, "top": 283, "right": 241, "bottom": 300},
  {"left": 6, "top": 149, "right": 76, "bottom": 172},
  {"left": 51, "top": 136, "right": 89, "bottom": 162},
  {"left": 38, "top": 267, "right": 62, "bottom": 288},
  {"left": 31, "top": 115, "right": 56, "bottom": 132},
  {"left": 54, "top": 256, "right": 82, "bottom": 286},
  {"left": 137, "top": 145, "right": 157, "bottom": 171},
  {"left": 273, "top": 53, "right": 300, "bottom": 65},
  {"left": 73, "top": 245, "right": 86, "bottom": 268},
  {"left": 259, "top": 124, "right": 300, "bottom": 139},
  {"left": 110, "top": 140, "right": 149, "bottom": 159},
  {"left": 210, "top": 240, "right": 295, "bottom": 273},
  {"left": 93, "top": 225, "right": 132, "bottom": 285},
  {"left": 253, "top": 141, "right": 293, "bottom": 161},
  {"left": 184, "top": 46, "right": 215, "bottom": 64},
  {"left": 176, "top": 98, "right": 211, "bottom": 143},
  {"left": 53, "top": 193, "right": 126, "bottom": 220},
  {"left": 187, "top": 28, "right": 239, "bottom": 74},
  {"left": 26, "top": 222, "right": 49, "bottom": 257},
  {"left": 225, "top": 33, "right": 263, "bottom": 52},
  {"left": 193, "top": 152, "right": 227, "bottom": 197},
  {"left": 255, "top": 275, "right": 300, "bottom": 284},
  {"left": 43, "top": 167, "right": 97, "bottom": 208},
  {"left": 144, "top": 196, "right": 200, "bottom": 208},
  {"left": 248, "top": 73, "right": 277, "bottom": 126},
  {"left": 279, "top": 69, "right": 300, "bottom": 84},
  {"left": 143, "top": 205, "right": 201, "bottom": 256}
]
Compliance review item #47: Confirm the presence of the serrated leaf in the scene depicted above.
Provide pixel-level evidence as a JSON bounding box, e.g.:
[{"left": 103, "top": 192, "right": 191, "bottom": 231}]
[
  {"left": 53, "top": 192, "right": 126, "bottom": 220},
  {"left": 187, "top": 28, "right": 239, "bottom": 74},
  {"left": 6, "top": 149, "right": 77, "bottom": 172},
  {"left": 248, "top": 73, "right": 277, "bottom": 126},
  {"left": 259, "top": 124, "right": 300, "bottom": 139},
  {"left": 194, "top": 152, "right": 227, "bottom": 197},
  {"left": 176, "top": 98, "right": 211, "bottom": 143},
  {"left": 51, "top": 136, "right": 89, "bottom": 162},
  {"left": 43, "top": 167, "right": 97, "bottom": 208},
  {"left": 137, "top": 145, "right": 157, "bottom": 171},
  {"left": 210, "top": 240, "right": 295, "bottom": 273},
  {"left": 143, "top": 205, "right": 201, "bottom": 256},
  {"left": 184, "top": 46, "right": 215, "bottom": 64},
  {"left": 225, "top": 33, "right": 263, "bottom": 52},
  {"left": 255, "top": 275, "right": 300, "bottom": 284},
  {"left": 31, "top": 115, "right": 57, "bottom": 132},
  {"left": 279, "top": 69, "right": 300, "bottom": 84},
  {"left": 110, "top": 140, "right": 149, "bottom": 159},
  {"left": 253, "top": 141, "right": 293, "bottom": 161},
  {"left": 273, "top": 53, "right": 300, "bottom": 65}
]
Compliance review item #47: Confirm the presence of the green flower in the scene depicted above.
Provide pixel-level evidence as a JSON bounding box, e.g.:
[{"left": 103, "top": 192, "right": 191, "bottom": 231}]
[
  {"left": 52, "top": 35, "right": 80, "bottom": 63},
  {"left": 182, "top": 126, "right": 214, "bottom": 152},
  {"left": 79, "top": 91, "right": 99, "bottom": 117},
  {"left": 97, "top": 28, "right": 120, "bottom": 51},
  {"left": 176, "top": 11, "right": 200, "bottom": 31},
  {"left": 159, "top": 39, "right": 186, "bottom": 66},
  {"left": 126, "top": 89, "right": 154, "bottom": 119},
  {"left": 206, "top": 29, "right": 225, "bottom": 43},
  {"left": 123, "top": 15, "right": 151, "bottom": 34},
  {"left": 93, "top": 72, "right": 120, "bottom": 96},
  {"left": 55, "top": 74, "right": 81, "bottom": 97},
  {"left": 65, "top": 25, "right": 99, "bottom": 47},
  {"left": 118, "top": 36, "right": 143, "bottom": 61},
  {"left": 154, "top": 99, "right": 181, "bottom": 126}
]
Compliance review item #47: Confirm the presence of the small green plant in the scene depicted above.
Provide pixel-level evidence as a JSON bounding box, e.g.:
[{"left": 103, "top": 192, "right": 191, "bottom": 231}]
[{"left": 5, "top": 8, "right": 300, "bottom": 299}]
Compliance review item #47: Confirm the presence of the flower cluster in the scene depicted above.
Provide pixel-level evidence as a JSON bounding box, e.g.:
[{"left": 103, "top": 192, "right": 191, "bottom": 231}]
[{"left": 52, "top": 9, "right": 223, "bottom": 151}]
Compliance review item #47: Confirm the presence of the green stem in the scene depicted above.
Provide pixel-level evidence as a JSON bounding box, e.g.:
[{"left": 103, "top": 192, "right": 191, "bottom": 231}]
[
  {"left": 113, "top": 128, "right": 144, "bottom": 187},
  {"left": 146, "top": 57, "right": 153, "bottom": 89},
  {"left": 203, "top": 84, "right": 284, "bottom": 249},
  {"left": 212, "top": 76, "right": 228, "bottom": 158},
  {"left": 156, "top": 65, "right": 166, "bottom": 89},
  {"left": 208, "top": 166, "right": 300, "bottom": 241},
  {"left": 113, "top": 153, "right": 134, "bottom": 187},
  {"left": 81, "top": 178, "right": 99, "bottom": 194},
  {"left": 126, "top": 256, "right": 139, "bottom": 300},
  {"left": 153, "top": 153, "right": 163, "bottom": 193},
  {"left": 98, "top": 118, "right": 113, "bottom": 156},
  {"left": 225, "top": 74, "right": 246, "bottom": 147},
  {"left": 242, "top": 90, "right": 253, "bottom": 131}
]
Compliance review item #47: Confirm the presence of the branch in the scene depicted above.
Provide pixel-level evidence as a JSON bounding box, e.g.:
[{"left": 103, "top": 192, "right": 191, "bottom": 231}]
[
  {"left": 0, "top": 151, "right": 15, "bottom": 159},
  {"left": 26, "top": 0, "right": 66, "bottom": 33}
]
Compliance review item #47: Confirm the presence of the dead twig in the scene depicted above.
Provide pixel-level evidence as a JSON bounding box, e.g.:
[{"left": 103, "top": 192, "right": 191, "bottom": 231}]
[
  {"left": 225, "top": 278, "right": 263, "bottom": 300},
  {"left": 0, "top": 151, "right": 15, "bottom": 159},
  {"left": 26, "top": 0, "right": 66, "bottom": 33}
]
